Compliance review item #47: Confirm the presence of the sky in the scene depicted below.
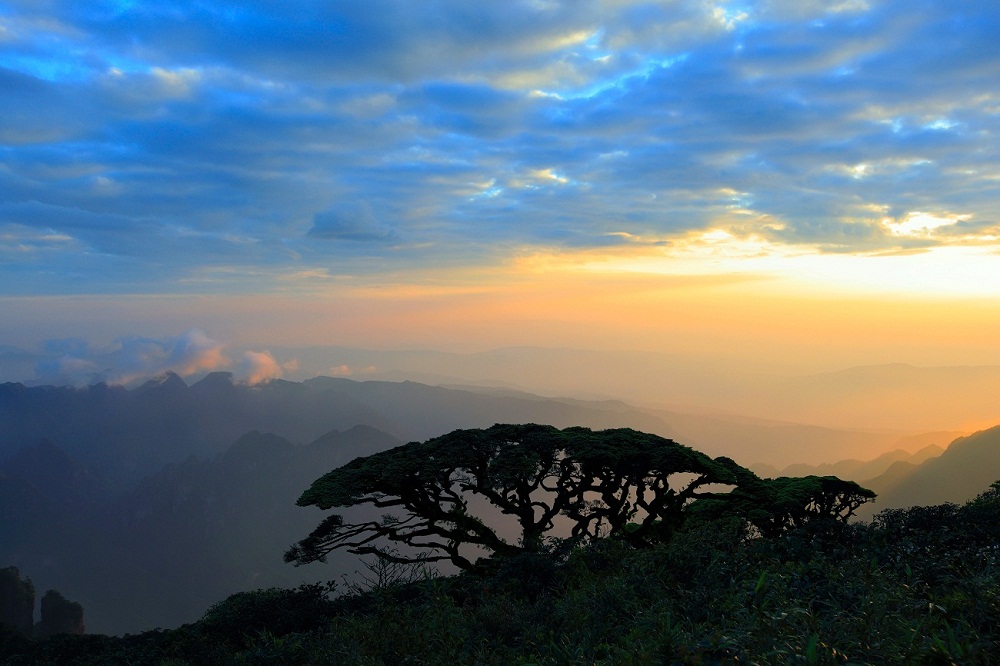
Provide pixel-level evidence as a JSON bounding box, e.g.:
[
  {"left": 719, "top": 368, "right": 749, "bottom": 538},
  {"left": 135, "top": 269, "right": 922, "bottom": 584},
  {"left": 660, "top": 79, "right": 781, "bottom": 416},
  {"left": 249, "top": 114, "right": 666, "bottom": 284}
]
[{"left": 2, "top": 0, "right": 1000, "bottom": 397}]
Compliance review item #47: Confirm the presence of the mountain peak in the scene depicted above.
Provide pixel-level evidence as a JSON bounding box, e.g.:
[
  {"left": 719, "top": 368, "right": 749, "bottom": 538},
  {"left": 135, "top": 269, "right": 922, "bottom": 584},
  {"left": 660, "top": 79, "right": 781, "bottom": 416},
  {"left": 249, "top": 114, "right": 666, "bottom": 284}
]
[
  {"left": 190, "top": 372, "right": 236, "bottom": 393},
  {"left": 135, "top": 372, "right": 189, "bottom": 395}
]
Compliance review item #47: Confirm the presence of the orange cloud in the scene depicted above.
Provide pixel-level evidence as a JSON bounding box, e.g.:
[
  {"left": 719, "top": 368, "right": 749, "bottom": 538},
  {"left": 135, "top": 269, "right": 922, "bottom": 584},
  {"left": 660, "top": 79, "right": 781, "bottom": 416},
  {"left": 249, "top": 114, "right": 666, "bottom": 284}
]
[{"left": 238, "top": 350, "right": 285, "bottom": 385}]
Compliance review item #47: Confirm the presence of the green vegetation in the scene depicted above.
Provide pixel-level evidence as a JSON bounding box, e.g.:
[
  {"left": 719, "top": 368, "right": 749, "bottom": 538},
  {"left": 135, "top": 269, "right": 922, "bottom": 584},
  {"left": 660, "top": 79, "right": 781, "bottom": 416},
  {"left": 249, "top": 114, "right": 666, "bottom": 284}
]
[
  {"left": 5, "top": 484, "right": 1000, "bottom": 664},
  {"left": 3, "top": 427, "right": 999, "bottom": 664},
  {"left": 695, "top": 464, "right": 877, "bottom": 538}
]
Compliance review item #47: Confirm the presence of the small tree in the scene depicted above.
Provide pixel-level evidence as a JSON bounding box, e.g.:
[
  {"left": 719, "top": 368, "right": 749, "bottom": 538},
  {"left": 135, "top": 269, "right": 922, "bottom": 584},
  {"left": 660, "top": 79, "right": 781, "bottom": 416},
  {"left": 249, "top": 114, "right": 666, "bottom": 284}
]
[
  {"left": 695, "top": 462, "right": 876, "bottom": 538},
  {"left": 286, "top": 424, "right": 739, "bottom": 571}
]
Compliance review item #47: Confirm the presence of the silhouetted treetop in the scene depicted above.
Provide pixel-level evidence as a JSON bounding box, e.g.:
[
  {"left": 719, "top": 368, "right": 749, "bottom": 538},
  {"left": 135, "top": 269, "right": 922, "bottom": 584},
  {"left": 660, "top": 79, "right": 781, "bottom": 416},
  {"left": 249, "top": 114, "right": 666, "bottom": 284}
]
[
  {"left": 287, "top": 424, "right": 740, "bottom": 570},
  {"left": 694, "top": 460, "right": 876, "bottom": 538}
]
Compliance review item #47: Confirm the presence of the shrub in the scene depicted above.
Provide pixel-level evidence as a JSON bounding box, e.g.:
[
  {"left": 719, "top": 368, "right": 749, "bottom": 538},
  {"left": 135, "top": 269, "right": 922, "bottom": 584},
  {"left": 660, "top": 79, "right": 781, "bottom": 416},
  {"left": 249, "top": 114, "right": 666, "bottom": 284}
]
[{"left": 199, "top": 582, "right": 337, "bottom": 646}]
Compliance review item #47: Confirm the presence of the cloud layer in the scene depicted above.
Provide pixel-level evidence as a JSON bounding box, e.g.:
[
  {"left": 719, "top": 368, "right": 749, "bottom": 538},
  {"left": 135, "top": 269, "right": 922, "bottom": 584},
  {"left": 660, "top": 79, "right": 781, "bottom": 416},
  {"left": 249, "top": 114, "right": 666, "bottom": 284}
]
[
  {"left": 1, "top": 1, "right": 998, "bottom": 294},
  {"left": 27, "top": 329, "right": 294, "bottom": 386}
]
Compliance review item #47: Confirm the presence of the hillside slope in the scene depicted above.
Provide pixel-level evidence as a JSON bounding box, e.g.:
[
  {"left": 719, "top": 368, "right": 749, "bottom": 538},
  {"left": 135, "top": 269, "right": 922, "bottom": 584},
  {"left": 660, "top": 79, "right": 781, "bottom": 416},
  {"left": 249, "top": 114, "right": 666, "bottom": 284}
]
[{"left": 866, "top": 425, "right": 1000, "bottom": 512}]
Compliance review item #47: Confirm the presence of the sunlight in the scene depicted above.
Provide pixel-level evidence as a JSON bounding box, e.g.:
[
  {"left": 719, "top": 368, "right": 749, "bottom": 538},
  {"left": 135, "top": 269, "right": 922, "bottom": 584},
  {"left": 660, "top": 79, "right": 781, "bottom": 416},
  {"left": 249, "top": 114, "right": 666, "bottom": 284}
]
[
  {"left": 785, "top": 245, "right": 1000, "bottom": 298},
  {"left": 514, "top": 229, "right": 1000, "bottom": 299},
  {"left": 885, "top": 211, "right": 968, "bottom": 237}
]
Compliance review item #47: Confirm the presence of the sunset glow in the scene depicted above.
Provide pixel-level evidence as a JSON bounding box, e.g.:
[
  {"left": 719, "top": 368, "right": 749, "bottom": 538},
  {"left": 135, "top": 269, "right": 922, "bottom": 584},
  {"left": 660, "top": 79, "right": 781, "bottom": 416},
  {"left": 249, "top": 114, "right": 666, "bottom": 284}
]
[{"left": 2, "top": 0, "right": 1000, "bottom": 435}]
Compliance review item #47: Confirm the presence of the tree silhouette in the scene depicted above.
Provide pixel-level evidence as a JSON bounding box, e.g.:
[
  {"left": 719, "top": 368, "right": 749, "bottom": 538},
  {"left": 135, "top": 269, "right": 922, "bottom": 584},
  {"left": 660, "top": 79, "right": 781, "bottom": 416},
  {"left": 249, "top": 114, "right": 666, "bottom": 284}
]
[
  {"left": 694, "top": 460, "right": 876, "bottom": 538},
  {"left": 286, "top": 424, "right": 740, "bottom": 571}
]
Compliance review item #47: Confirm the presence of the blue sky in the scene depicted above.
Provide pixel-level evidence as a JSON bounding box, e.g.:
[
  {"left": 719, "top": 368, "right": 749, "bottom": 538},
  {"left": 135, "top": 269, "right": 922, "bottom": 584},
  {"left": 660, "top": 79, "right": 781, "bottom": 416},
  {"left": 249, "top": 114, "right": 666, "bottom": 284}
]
[{"left": 2, "top": 1, "right": 1000, "bottom": 388}]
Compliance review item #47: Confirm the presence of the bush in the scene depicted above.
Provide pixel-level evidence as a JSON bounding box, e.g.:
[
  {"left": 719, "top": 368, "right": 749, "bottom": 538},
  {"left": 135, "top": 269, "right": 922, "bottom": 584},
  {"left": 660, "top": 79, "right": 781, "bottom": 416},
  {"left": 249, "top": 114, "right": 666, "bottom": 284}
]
[{"left": 199, "top": 582, "right": 337, "bottom": 646}]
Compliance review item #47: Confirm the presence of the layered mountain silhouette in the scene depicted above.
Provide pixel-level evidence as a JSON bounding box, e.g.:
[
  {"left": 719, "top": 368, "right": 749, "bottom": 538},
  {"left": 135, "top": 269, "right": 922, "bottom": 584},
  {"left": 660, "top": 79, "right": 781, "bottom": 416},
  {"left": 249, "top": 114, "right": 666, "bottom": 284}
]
[
  {"left": 0, "top": 373, "right": 680, "bottom": 488},
  {"left": 0, "top": 427, "right": 402, "bottom": 635},
  {"left": 2, "top": 372, "right": 996, "bottom": 635},
  {"left": 755, "top": 438, "right": 950, "bottom": 482},
  {"left": 0, "top": 440, "right": 110, "bottom": 555},
  {"left": 864, "top": 425, "right": 1000, "bottom": 511},
  {"left": 759, "top": 426, "right": 1000, "bottom": 520}
]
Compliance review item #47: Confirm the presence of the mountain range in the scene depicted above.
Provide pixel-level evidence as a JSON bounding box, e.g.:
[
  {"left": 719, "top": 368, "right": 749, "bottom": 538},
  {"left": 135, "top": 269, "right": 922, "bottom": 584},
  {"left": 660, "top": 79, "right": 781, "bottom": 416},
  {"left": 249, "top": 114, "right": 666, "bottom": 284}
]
[
  {"left": 1, "top": 427, "right": 402, "bottom": 634},
  {"left": 8, "top": 344, "right": 1000, "bottom": 433},
  {"left": 2, "top": 373, "right": 999, "bottom": 634},
  {"left": 756, "top": 425, "right": 1000, "bottom": 520}
]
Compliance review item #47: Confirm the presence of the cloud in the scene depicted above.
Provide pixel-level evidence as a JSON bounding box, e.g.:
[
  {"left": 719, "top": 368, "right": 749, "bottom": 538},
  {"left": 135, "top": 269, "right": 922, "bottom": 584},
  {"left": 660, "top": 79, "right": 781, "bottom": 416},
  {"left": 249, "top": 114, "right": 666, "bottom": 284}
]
[
  {"left": 308, "top": 202, "right": 395, "bottom": 242},
  {"left": 31, "top": 328, "right": 231, "bottom": 386},
  {"left": 33, "top": 354, "right": 101, "bottom": 387},
  {"left": 21, "top": 329, "right": 306, "bottom": 387},
  {"left": 159, "top": 329, "right": 230, "bottom": 376},
  {"left": 328, "top": 364, "right": 377, "bottom": 377},
  {"left": 1, "top": 0, "right": 999, "bottom": 298},
  {"left": 105, "top": 329, "right": 231, "bottom": 384},
  {"left": 237, "top": 350, "right": 296, "bottom": 385}
]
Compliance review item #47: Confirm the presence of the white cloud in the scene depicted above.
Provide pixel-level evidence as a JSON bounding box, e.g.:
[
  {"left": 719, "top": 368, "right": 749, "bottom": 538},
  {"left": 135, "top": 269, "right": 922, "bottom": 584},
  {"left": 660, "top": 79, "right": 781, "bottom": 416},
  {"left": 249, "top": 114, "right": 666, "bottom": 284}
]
[
  {"left": 2, "top": 0, "right": 1000, "bottom": 298},
  {"left": 120, "top": 329, "right": 230, "bottom": 381},
  {"left": 885, "top": 211, "right": 970, "bottom": 238},
  {"left": 30, "top": 328, "right": 231, "bottom": 386},
  {"left": 237, "top": 350, "right": 284, "bottom": 385}
]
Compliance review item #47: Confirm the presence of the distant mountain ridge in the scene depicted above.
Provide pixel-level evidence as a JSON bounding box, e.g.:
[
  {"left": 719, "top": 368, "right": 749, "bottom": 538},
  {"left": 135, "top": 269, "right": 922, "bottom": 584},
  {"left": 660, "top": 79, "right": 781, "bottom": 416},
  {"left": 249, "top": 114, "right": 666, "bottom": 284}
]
[
  {"left": 0, "top": 372, "right": 967, "bottom": 491},
  {"left": 1, "top": 369, "right": 998, "bottom": 635},
  {"left": 0, "top": 372, "right": 676, "bottom": 488},
  {"left": 0, "top": 426, "right": 404, "bottom": 635},
  {"left": 754, "top": 426, "right": 1000, "bottom": 521},
  {"left": 223, "top": 348, "right": 1000, "bottom": 431},
  {"left": 8, "top": 344, "right": 1000, "bottom": 432},
  {"left": 755, "top": 440, "right": 950, "bottom": 483},
  {"left": 862, "top": 425, "right": 1000, "bottom": 514}
]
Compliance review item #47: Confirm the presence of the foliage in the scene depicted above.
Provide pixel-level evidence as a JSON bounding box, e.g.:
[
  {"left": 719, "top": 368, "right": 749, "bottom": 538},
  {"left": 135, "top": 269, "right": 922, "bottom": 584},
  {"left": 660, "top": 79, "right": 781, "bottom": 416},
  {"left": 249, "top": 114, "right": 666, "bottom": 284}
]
[
  {"left": 699, "top": 464, "right": 878, "bottom": 538},
  {"left": 338, "top": 549, "right": 431, "bottom": 597},
  {"left": 286, "top": 424, "right": 740, "bottom": 570},
  {"left": 5, "top": 481, "right": 1000, "bottom": 664},
  {"left": 198, "top": 582, "right": 338, "bottom": 644},
  {"left": 0, "top": 624, "right": 32, "bottom": 656}
]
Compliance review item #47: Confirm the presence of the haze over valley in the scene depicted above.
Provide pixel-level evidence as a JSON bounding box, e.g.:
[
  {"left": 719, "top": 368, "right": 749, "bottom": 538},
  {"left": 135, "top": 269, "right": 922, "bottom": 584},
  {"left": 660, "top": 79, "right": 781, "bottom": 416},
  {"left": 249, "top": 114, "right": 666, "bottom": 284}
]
[
  {"left": 0, "top": 368, "right": 995, "bottom": 634},
  {"left": 3, "top": 0, "right": 1000, "bottom": 651}
]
